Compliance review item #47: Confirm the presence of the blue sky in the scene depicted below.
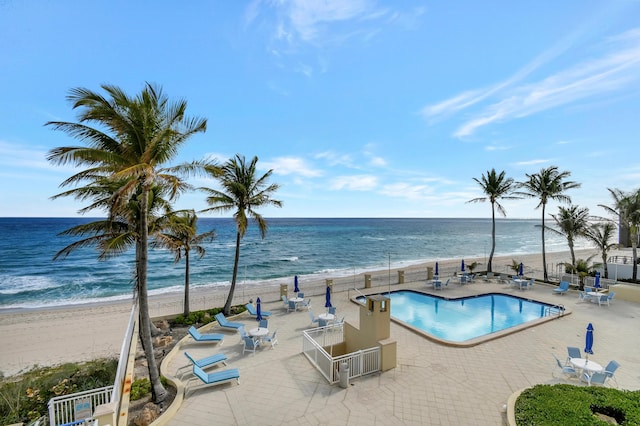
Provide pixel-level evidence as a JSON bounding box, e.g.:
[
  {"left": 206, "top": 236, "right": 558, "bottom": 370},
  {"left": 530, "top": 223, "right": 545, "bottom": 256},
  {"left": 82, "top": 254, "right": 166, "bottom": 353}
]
[{"left": 1, "top": 1, "right": 640, "bottom": 218}]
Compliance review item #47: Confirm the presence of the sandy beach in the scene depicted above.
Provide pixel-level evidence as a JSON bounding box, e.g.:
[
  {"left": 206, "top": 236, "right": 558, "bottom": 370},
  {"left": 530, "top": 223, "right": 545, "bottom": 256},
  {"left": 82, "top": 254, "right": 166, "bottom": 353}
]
[{"left": 0, "top": 248, "right": 605, "bottom": 377}]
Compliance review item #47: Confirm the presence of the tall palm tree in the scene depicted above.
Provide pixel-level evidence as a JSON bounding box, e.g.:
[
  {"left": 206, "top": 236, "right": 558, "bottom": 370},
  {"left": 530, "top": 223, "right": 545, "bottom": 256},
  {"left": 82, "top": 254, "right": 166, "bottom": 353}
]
[
  {"left": 468, "top": 169, "right": 517, "bottom": 272},
  {"left": 46, "top": 83, "right": 206, "bottom": 402},
  {"left": 584, "top": 221, "right": 618, "bottom": 279},
  {"left": 599, "top": 188, "right": 640, "bottom": 282},
  {"left": 200, "top": 155, "right": 282, "bottom": 315},
  {"left": 153, "top": 210, "right": 215, "bottom": 316},
  {"left": 546, "top": 205, "right": 590, "bottom": 273},
  {"left": 515, "top": 166, "right": 581, "bottom": 282}
]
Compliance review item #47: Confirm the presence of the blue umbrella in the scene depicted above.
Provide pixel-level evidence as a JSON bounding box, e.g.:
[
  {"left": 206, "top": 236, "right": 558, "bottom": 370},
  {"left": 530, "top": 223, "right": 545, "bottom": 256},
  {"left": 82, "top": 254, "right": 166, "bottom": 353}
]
[
  {"left": 435, "top": 262, "right": 439, "bottom": 276},
  {"left": 594, "top": 272, "right": 601, "bottom": 289},
  {"left": 519, "top": 262, "right": 524, "bottom": 276},
  {"left": 585, "top": 323, "right": 594, "bottom": 355},
  {"left": 461, "top": 259, "right": 465, "bottom": 272},
  {"left": 325, "top": 286, "right": 332, "bottom": 308},
  {"left": 256, "top": 297, "right": 263, "bottom": 322},
  {"left": 294, "top": 275, "right": 300, "bottom": 293}
]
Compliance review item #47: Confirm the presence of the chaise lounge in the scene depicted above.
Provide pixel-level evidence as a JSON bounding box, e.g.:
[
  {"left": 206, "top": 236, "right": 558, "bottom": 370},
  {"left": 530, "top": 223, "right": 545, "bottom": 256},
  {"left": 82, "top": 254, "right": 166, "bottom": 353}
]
[
  {"left": 214, "top": 313, "right": 245, "bottom": 331},
  {"left": 245, "top": 303, "right": 272, "bottom": 318},
  {"left": 177, "top": 351, "right": 227, "bottom": 379},
  {"left": 553, "top": 281, "right": 570, "bottom": 295},
  {"left": 185, "top": 365, "right": 240, "bottom": 397},
  {"left": 187, "top": 326, "right": 224, "bottom": 344}
]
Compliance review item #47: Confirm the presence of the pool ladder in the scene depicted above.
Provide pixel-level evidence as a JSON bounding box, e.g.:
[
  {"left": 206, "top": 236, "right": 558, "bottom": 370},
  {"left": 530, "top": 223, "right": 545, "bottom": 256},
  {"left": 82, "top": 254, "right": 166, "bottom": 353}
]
[{"left": 546, "top": 304, "right": 565, "bottom": 317}]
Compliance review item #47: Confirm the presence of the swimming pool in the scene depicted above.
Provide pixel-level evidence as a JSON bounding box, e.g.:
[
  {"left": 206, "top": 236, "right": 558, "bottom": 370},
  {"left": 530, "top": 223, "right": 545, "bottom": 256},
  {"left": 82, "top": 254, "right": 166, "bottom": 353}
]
[{"left": 358, "top": 291, "right": 562, "bottom": 345}]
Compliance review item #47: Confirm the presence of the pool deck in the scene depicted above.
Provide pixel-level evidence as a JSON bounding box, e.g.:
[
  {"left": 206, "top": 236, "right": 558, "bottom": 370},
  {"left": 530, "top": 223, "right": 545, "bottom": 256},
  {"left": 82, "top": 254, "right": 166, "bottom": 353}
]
[{"left": 161, "top": 279, "right": 640, "bottom": 425}]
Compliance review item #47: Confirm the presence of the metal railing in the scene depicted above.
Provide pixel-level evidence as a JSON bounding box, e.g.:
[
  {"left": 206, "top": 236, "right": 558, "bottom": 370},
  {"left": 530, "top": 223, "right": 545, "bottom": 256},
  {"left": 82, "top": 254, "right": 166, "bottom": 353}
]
[
  {"left": 302, "top": 324, "right": 380, "bottom": 384},
  {"left": 48, "top": 386, "right": 112, "bottom": 426}
]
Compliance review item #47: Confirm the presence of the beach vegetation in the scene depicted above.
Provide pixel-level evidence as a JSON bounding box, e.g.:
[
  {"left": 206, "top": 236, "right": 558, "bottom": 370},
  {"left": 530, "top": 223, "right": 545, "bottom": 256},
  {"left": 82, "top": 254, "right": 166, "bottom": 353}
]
[
  {"left": 153, "top": 210, "right": 216, "bottom": 317},
  {"left": 200, "top": 154, "right": 282, "bottom": 316},
  {"left": 0, "top": 358, "right": 117, "bottom": 425},
  {"left": 599, "top": 188, "right": 640, "bottom": 283},
  {"left": 468, "top": 169, "right": 517, "bottom": 273},
  {"left": 171, "top": 305, "right": 246, "bottom": 326},
  {"left": 546, "top": 205, "right": 591, "bottom": 272},
  {"left": 515, "top": 166, "right": 581, "bottom": 282},
  {"left": 584, "top": 222, "right": 618, "bottom": 279},
  {"left": 515, "top": 384, "right": 640, "bottom": 425},
  {"left": 46, "top": 83, "right": 209, "bottom": 403}
]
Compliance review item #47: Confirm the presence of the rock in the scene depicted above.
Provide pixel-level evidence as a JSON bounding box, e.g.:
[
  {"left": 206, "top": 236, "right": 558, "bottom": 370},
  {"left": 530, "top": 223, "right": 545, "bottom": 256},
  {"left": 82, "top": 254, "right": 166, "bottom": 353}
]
[
  {"left": 154, "top": 320, "right": 170, "bottom": 331},
  {"left": 132, "top": 402, "right": 160, "bottom": 426},
  {"left": 153, "top": 335, "right": 173, "bottom": 347}
]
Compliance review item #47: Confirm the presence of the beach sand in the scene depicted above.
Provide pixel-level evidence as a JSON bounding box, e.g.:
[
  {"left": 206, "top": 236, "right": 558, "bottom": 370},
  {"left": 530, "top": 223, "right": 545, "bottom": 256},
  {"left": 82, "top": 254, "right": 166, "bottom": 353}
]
[{"left": 0, "top": 248, "right": 606, "bottom": 377}]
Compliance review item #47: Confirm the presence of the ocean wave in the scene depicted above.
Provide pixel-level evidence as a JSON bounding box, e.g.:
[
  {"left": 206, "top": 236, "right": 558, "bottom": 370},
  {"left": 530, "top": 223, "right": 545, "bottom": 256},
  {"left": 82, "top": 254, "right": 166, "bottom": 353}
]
[
  {"left": 279, "top": 256, "right": 299, "bottom": 262},
  {"left": 0, "top": 275, "right": 62, "bottom": 295}
]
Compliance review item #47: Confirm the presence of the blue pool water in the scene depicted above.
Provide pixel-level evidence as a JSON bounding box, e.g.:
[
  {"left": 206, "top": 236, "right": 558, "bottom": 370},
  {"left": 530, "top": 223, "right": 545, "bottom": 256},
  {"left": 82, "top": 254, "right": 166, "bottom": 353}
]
[{"left": 361, "top": 291, "right": 559, "bottom": 343}]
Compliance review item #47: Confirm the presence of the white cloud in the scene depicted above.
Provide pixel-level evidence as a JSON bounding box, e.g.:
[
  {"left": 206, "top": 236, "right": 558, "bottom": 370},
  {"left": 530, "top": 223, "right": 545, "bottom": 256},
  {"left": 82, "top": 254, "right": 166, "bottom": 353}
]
[
  {"left": 514, "top": 159, "right": 552, "bottom": 166},
  {"left": 261, "top": 156, "right": 323, "bottom": 177},
  {"left": 314, "top": 151, "right": 355, "bottom": 167},
  {"left": 330, "top": 174, "right": 378, "bottom": 191}
]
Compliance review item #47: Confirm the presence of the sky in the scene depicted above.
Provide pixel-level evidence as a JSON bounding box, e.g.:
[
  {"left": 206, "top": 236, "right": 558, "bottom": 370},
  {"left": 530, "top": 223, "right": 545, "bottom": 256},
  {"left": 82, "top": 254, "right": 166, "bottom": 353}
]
[{"left": 1, "top": 0, "right": 640, "bottom": 219}]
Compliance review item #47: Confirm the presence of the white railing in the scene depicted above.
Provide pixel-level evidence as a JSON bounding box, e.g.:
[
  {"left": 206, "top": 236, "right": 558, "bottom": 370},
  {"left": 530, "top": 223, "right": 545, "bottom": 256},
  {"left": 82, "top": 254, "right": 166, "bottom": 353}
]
[
  {"left": 48, "top": 386, "right": 112, "bottom": 426},
  {"left": 302, "top": 324, "right": 380, "bottom": 384},
  {"left": 48, "top": 305, "right": 138, "bottom": 426}
]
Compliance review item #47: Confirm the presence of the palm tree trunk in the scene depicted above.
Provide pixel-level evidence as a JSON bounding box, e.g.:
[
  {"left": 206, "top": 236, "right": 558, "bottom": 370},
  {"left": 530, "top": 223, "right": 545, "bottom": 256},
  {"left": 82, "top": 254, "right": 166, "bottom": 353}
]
[
  {"left": 632, "top": 237, "right": 638, "bottom": 283},
  {"left": 184, "top": 250, "right": 190, "bottom": 317},
  {"left": 488, "top": 202, "right": 496, "bottom": 272},
  {"left": 139, "top": 188, "right": 167, "bottom": 403},
  {"left": 224, "top": 231, "right": 241, "bottom": 315},
  {"left": 568, "top": 238, "right": 576, "bottom": 273},
  {"left": 602, "top": 252, "right": 609, "bottom": 279},
  {"left": 541, "top": 204, "right": 548, "bottom": 282}
]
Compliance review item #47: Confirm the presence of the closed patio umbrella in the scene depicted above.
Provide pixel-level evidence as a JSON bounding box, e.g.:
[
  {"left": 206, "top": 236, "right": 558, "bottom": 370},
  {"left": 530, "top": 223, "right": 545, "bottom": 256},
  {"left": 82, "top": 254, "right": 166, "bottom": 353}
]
[
  {"left": 294, "top": 275, "right": 300, "bottom": 293},
  {"left": 435, "top": 262, "right": 439, "bottom": 276},
  {"left": 325, "top": 286, "right": 332, "bottom": 308},
  {"left": 585, "top": 323, "right": 594, "bottom": 355},
  {"left": 594, "top": 272, "right": 601, "bottom": 289},
  {"left": 256, "top": 297, "right": 263, "bottom": 322},
  {"left": 519, "top": 262, "right": 524, "bottom": 276},
  {"left": 461, "top": 259, "right": 465, "bottom": 272}
]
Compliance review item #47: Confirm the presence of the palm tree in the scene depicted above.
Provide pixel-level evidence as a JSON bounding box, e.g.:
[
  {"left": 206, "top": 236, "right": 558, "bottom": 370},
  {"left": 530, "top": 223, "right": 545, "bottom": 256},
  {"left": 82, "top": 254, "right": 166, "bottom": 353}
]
[
  {"left": 515, "top": 166, "right": 581, "bottom": 282},
  {"left": 599, "top": 188, "right": 640, "bottom": 282},
  {"left": 200, "top": 155, "right": 282, "bottom": 315},
  {"left": 154, "top": 210, "right": 215, "bottom": 316},
  {"left": 583, "top": 222, "right": 618, "bottom": 279},
  {"left": 546, "top": 205, "right": 590, "bottom": 273},
  {"left": 468, "top": 169, "right": 517, "bottom": 272},
  {"left": 46, "top": 83, "right": 207, "bottom": 402}
]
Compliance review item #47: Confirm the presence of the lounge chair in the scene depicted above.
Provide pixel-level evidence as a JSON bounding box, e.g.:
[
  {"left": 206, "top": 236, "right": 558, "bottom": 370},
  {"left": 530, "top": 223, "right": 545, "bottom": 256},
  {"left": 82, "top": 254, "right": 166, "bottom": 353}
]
[
  {"left": 483, "top": 272, "right": 494, "bottom": 282},
  {"left": 552, "top": 354, "right": 577, "bottom": 380},
  {"left": 287, "top": 300, "right": 298, "bottom": 313},
  {"left": 242, "top": 336, "right": 261, "bottom": 355},
  {"left": 598, "top": 292, "right": 615, "bottom": 307},
  {"left": 245, "top": 303, "right": 272, "bottom": 318},
  {"left": 214, "top": 313, "right": 244, "bottom": 331},
  {"left": 259, "top": 319, "right": 268, "bottom": 329},
  {"left": 187, "top": 326, "right": 224, "bottom": 344},
  {"left": 553, "top": 281, "right": 570, "bottom": 295},
  {"left": 263, "top": 329, "right": 278, "bottom": 348},
  {"left": 177, "top": 351, "right": 227, "bottom": 379},
  {"left": 581, "top": 360, "right": 620, "bottom": 387},
  {"left": 185, "top": 365, "right": 240, "bottom": 397}
]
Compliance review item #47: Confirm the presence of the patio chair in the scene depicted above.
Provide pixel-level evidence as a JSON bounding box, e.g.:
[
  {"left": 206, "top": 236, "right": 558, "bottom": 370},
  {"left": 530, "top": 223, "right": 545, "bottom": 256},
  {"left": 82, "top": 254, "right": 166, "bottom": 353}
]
[
  {"left": 187, "top": 326, "right": 224, "bottom": 344},
  {"left": 287, "top": 300, "right": 297, "bottom": 313},
  {"left": 459, "top": 275, "right": 467, "bottom": 285},
  {"left": 578, "top": 289, "right": 593, "bottom": 302},
  {"left": 468, "top": 274, "right": 476, "bottom": 283},
  {"left": 281, "top": 295, "right": 288, "bottom": 307},
  {"left": 214, "top": 313, "right": 244, "bottom": 331},
  {"left": 259, "top": 319, "right": 269, "bottom": 329},
  {"left": 328, "top": 306, "right": 336, "bottom": 315},
  {"left": 308, "top": 309, "right": 320, "bottom": 326},
  {"left": 297, "top": 292, "right": 304, "bottom": 298},
  {"left": 483, "top": 272, "right": 494, "bottom": 282},
  {"left": 552, "top": 354, "right": 577, "bottom": 380},
  {"left": 301, "top": 298, "right": 312, "bottom": 310},
  {"left": 242, "top": 336, "right": 261, "bottom": 355},
  {"left": 598, "top": 292, "right": 615, "bottom": 307},
  {"left": 443, "top": 278, "right": 450, "bottom": 288},
  {"left": 263, "top": 329, "right": 278, "bottom": 348},
  {"left": 185, "top": 365, "right": 240, "bottom": 397},
  {"left": 566, "top": 346, "right": 581, "bottom": 365},
  {"left": 245, "top": 303, "right": 272, "bottom": 318},
  {"left": 498, "top": 274, "right": 509, "bottom": 284},
  {"left": 177, "top": 351, "right": 227, "bottom": 379},
  {"left": 582, "top": 360, "right": 620, "bottom": 387},
  {"left": 239, "top": 326, "right": 248, "bottom": 339},
  {"left": 553, "top": 281, "right": 570, "bottom": 295}
]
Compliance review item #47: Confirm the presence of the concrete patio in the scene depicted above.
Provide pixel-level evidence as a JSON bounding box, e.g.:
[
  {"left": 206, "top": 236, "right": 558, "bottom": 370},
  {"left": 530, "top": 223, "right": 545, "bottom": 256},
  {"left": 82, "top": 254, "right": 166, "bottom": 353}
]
[{"left": 159, "top": 279, "right": 640, "bottom": 425}]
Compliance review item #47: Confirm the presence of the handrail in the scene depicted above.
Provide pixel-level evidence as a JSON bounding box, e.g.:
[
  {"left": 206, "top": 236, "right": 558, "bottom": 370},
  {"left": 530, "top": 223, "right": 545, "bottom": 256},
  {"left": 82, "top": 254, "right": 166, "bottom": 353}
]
[{"left": 349, "top": 287, "right": 367, "bottom": 302}]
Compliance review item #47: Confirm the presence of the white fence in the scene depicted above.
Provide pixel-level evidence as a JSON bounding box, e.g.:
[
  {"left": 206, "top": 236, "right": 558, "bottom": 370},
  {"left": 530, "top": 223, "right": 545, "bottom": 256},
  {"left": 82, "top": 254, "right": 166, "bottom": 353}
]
[
  {"left": 47, "top": 386, "right": 112, "bottom": 426},
  {"left": 48, "top": 305, "right": 138, "bottom": 426},
  {"left": 302, "top": 324, "right": 380, "bottom": 384}
]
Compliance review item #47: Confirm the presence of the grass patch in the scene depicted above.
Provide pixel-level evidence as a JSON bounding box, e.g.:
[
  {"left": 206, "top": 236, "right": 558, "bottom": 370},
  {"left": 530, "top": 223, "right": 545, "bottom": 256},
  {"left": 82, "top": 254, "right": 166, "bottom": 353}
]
[
  {"left": 0, "top": 358, "right": 118, "bottom": 425},
  {"left": 515, "top": 384, "right": 640, "bottom": 425}
]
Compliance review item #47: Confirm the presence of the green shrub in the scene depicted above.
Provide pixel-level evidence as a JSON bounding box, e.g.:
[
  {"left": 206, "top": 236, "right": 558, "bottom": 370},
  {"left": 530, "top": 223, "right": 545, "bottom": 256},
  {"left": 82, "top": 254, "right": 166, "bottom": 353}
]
[
  {"left": 130, "top": 378, "right": 151, "bottom": 401},
  {"left": 0, "top": 358, "right": 117, "bottom": 425},
  {"left": 170, "top": 305, "right": 246, "bottom": 327},
  {"left": 515, "top": 384, "right": 640, "bottom": 425}
]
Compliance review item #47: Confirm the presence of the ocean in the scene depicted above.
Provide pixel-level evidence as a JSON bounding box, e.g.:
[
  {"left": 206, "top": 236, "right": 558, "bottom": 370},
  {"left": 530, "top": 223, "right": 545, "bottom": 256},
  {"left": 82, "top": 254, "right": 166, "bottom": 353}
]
[{"left": 0, "top": 217, "right": 590, "bottom": 309}]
